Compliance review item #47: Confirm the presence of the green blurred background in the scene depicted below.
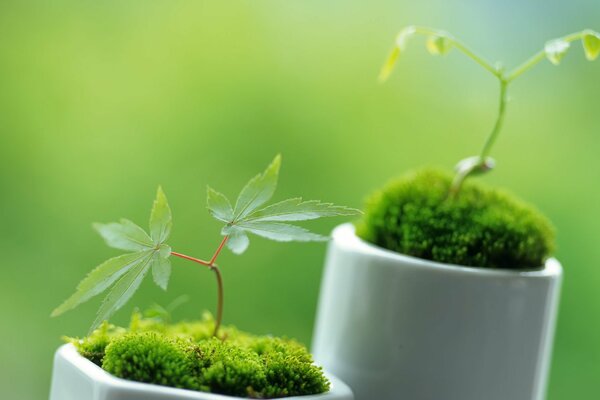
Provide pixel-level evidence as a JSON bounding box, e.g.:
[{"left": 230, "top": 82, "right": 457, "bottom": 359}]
[{"left": 0, "top": 1, "right": 598, "bottom": 398}]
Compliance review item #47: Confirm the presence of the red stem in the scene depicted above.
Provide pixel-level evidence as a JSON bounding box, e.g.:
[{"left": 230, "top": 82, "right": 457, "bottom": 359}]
[
  {"left": 171, "top": 252, "right": 211, "bottom": 266},
  {"left": 211, "top": 266, "right": 224, "bottom": 337},
  {"left": 210, "top": 236, "right": 229, "bottom": 265},
  {"left": 170, "top": 236, "right": 229, "bottom": 337}
]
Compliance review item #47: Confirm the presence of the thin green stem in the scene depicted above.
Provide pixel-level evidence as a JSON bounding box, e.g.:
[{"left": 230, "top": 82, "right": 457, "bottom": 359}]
[
  {"left": 449, "top": 78, "right": 509, "bottom": 196},
  {"left": 505, "top": 51, "right": 545, "bottom": 82},
  {"left": 506, "top": 31, "right": 587, "bottom": 82},
  {"left": 440, "top": 29, "right": 590, "bottom": 195},
  {"left": 479, "top": 79, "right": 508, "bottom": 160},
  {"left": 412, "top": 26, "right": 500, "bottom": 77}
]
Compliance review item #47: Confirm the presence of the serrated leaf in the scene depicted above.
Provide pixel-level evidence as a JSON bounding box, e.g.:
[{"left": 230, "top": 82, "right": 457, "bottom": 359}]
[
  {"left": 234, "top": 221, "right": 328, "bottom": 242},
  {"left": 151, "top": 253, "right": 171, "bottom": 291},
  {"left": 159, "top": 244, "right": 171, "bottom": 258},
  {"left": 583, "top": 30, "right": 600, "bottom": 61},
  {"left": 244, "top": 198, "right": 362, "bottom": 222},
  {"left": 51, "top": 251, "right": 151, "bottom": 317},
  {"left": 93, "top": 219, "right": 153, "bottom": 252},
  {"left": 89, "top": 253, "right": 153, "bottom": 333},
  {"left": 207, "top": 186, "right": 234, "bottom": 222},
  {"left": 233, "top": 155, "right": 281, "bottom": 221},
  {"left": 225, "top": 228, "right": 250, "bottom": 255},
  {"left": 426, "top": 35, "right": 452, "bottom": 55},
  {"left": 378, "top": 46, "right": 400, "bottom": 83},
  {"left": 213, "top": 155, "right": 362, "bottom": 253},
  {"left": 149, "top": 186, "right": 172, "bottom": 245},
  {"left": 545, "top": 39, "right": 571, "bottom": 65}
]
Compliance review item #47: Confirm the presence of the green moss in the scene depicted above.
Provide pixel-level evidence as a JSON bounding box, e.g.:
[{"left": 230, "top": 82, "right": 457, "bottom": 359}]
[
  {"left": 70, "top": 312, "right": 330, "bottom": 398},
  {"left": 197, "top": 337, "right": 267, "bottom": 397},
  {"left": 249, "top": 337, "right": 329, "bottom": 398},
  {"left": 355, "top": 168, "right": 555, "bottom": 269},
  {"left": 103, "top": 333, "right": 200, "bottom": 390},
  {"left": 65, "top": 321, "right": 125, "bottom": 366}
]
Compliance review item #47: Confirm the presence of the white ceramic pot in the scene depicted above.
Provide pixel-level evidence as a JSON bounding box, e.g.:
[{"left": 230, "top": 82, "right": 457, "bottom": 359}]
[
  {"left": 312, "top": 223, "right": 562, "bottom": 400},
  {"left": 50, "top": 343, "right": 354, "bottom": 400}
]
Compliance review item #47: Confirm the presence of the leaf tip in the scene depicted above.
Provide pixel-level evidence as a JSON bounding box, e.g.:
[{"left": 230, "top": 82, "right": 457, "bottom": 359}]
[
  {"left": 156, "top": 185, "right": 167, "bottom": 200},
  {"left": 272, "top": 153, "right": 282, "bottom": 170},
  {"left": 582, "top": 29, "right": 600, "bottom": 61},
  {"left": 378, "top": 46, "right": 399, "bottom": 83}
]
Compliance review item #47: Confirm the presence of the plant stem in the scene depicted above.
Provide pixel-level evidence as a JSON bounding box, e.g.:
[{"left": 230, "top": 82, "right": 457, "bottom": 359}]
[
  {"left": 506, "top": 31, "right": 586, "bottom": 82},
  {"left": 211, "top": 265, "right": 224, "bottom": 337},
  {"left": 171, "top": 252, "right": 211, "bottom": 266},
  {"left": 400, "top": 28, "right": 592, "bottom": 195},
  {"left": 505, "top": 51, "right": 546, "bottom": 82},
  {"left": 412, "top": 26, "right": 500, "bottom": 77},
  {"left": 170, "top": 235, "right": 229, "bottom": 337},
  {"left": 210, "top": 236, "right": 229, "bottom": 265},
  {"left": 479, "top": 79, "right": 508, "bottom": 160}
]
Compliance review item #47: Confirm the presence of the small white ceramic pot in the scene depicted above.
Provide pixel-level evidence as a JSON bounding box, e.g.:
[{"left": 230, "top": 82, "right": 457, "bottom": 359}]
[
  {"left": 312, "top": 223, "right": 562, "bottom": 400},
  {"left": 49, "top": 343, "right": 354, "bottom": 400}
]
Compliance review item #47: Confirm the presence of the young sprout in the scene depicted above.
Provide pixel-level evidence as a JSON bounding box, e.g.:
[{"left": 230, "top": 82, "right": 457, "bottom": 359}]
[
  {"left": 380, "top": 26, "right": 600, "bottom": 195},
  {"left": 52, "top": 155, "right": 361, "bottom": 336}
]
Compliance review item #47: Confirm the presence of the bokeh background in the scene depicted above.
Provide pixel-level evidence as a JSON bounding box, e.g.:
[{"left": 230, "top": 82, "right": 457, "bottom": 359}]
[{"left": 1, "top": 1, "right": 599, "bottom": 398}]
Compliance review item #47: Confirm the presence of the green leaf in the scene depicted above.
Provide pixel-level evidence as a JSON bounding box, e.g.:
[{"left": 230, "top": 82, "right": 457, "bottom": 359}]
[
  {"left": 159, "top": 244, "right": 172, "bottom": 258},
  {"left": 90, "top": 253, "right": 153, "bottom": 333},
  {"left": 149, "top": 186, "right": 172, "bottom": 245},
  {"left": 51, "top": 251, "right": 151, "bottom": 317},
  {"left": 233, "top": 155, "right": 281, "bottom": 221},
  {"left": 93, "top": 219, "right": 153, "bottom": 252},
  {"left": 231, "top": 221, "right": 328, "bottom": 242},
  {"left": 207, "top": 186, "right": 234, "bottom": 222},
  {"left": 545, "top": 39, "right": 571, "bottom": 65},
  {"left": 225, "top": 227, "right": 250, "bottom": 255},
  {"left": 426, "top": 35, "right": 452, "bottom": 55},
  {"left": 378, "top": 26, "right": 417, "bottom": 83},
  {"left": 378, "top": 46, "right": 400, "bottom": 83},
  {"left": 244, "top": 198, "right": 362, "bottom": 222},
  {"left": 151, "top": 252, "right": 171, "bottom": 291},
  {"left": 582, "top": 30, "right": 600, "bottom": 61},
  {"left": 211, "top": 155, "right": 361, "bottom": 253}
]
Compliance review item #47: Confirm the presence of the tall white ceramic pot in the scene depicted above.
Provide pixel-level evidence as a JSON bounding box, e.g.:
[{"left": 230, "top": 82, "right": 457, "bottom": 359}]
[{"left": 312, "top": 223, "right": 562, "bottom": 400}]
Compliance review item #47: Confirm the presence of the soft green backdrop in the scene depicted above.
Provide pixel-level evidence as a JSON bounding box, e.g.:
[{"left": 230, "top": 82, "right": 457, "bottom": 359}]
[{"left": 0, "top": 1, "right": 598, "bottom": 399}]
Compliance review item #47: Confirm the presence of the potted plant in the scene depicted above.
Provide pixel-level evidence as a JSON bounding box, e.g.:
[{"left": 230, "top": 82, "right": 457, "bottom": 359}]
[
  {"left": 312, "top": 27, "right": 599, "bottom": 400},
  {"left": 49, "top": 155, "right": 359, "bottom": 400}
]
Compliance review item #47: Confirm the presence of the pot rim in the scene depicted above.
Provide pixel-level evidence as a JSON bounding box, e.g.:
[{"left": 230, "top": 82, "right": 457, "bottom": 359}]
[
  {"left": 332, "top": 223, "right": 561, "bottom": 278},
  {"left": 55, "top": 343, "right": 350, "bottom": 400}
]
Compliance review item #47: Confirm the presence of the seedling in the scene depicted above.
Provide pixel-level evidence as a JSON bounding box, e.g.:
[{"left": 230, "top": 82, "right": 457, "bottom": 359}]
[
  {"left": 380, "top": 26, "right": 600, "bottom": 194},
  {"left": 52, "top": 155, "right": 360, "bottom": 335}
]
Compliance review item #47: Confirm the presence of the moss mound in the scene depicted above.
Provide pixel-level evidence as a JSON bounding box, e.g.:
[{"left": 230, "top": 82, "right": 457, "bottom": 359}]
[
  {"left": 355, "top": 168, "right": 555, "bottom": 269},
  {"left": 103, "top": 333, "right": 201, "bottom": 390},
  {"left": 66, "top": 312, "right": 329, "bottom": 398}
]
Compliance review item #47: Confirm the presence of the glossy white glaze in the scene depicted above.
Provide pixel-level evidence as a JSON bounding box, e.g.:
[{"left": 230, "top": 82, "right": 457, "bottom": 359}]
[
  {"left": 312, "top": 223, "right": 562, "bottom": 400},
  {"left": 49, "top": 344, "right": 354, "bottom": 400}
]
